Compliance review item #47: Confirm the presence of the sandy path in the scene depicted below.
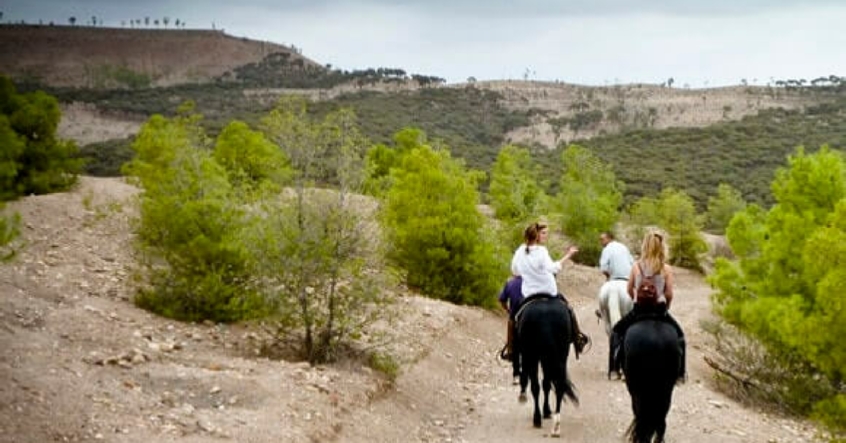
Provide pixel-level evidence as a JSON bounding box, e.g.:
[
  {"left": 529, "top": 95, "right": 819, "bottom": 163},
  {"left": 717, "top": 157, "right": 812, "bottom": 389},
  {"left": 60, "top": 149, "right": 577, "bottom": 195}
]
[{"left": 457, "top": 268, "right": 822, "bottom": 443}]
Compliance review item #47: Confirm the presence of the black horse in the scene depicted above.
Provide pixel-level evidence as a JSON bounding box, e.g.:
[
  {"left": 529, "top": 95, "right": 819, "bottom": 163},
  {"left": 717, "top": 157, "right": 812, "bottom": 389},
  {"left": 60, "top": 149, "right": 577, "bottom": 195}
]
[
  {"left": 622, "top": 317, "right": 684, "bottom": 443},
  {"left": 515, "top": 297, "right": 578, "bottom": 437}
]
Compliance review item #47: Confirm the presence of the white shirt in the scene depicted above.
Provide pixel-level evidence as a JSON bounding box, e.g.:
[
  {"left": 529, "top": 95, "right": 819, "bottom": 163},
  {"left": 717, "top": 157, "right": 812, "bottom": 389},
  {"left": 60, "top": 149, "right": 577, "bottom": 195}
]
[
  {"left": 600, "top": 240, "right": 634, "bottom": 280},
  {"left": 511, "top": 244, "right": 561, "bottom": 297}
]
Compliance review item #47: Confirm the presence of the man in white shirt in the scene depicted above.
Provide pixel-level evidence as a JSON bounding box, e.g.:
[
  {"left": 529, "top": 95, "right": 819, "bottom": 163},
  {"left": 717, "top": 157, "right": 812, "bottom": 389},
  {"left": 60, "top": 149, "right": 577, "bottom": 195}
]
[{"left": 596, "top": 232, "right": 634, "bottom": 335}]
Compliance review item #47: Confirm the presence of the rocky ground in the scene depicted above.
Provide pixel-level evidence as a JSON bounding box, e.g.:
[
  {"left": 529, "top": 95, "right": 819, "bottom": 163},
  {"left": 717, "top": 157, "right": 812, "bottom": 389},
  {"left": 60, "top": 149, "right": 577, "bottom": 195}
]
[{"left": 0, "top": 177, "right": 829, "bottom": 443}]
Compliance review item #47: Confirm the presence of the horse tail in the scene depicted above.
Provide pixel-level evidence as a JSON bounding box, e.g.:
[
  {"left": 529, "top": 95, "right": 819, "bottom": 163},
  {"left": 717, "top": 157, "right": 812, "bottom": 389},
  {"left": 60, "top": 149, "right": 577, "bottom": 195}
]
[
  {"left": 539, "top": 340, "right": 579, "bottom": 406},
  {"left": 625, "top": 387, "right": 672, "bottom": 443},
  {"left": 560, "top": 375, "right": 579, "bottom": 405},
  {"left": 608, "top": 284, "right": 622, "bottom": 327}
]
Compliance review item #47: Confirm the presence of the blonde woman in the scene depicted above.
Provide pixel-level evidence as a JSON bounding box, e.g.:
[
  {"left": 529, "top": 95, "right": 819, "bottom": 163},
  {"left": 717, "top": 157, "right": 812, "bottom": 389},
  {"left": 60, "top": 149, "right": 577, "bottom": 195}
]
[{"left": 609, "top": 231, "right": 686, "bottom": 382}]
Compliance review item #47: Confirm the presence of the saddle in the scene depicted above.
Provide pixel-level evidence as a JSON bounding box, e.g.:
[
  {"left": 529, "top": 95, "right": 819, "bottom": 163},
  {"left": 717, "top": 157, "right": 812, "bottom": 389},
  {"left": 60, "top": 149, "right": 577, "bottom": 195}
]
[{"left": 514, "top": 293, "right": 590, "bottom": 358}]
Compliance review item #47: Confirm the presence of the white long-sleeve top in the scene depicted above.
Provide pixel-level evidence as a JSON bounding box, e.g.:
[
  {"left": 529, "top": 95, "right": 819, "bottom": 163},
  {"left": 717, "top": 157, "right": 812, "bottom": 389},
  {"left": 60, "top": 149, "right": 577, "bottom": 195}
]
[{"left": 511, "top": 244, "right": 561, "bottom": 297}]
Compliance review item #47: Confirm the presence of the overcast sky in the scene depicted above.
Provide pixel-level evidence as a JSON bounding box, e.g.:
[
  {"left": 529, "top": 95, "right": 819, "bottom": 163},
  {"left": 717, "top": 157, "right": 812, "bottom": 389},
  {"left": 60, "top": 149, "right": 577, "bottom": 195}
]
[{"left": 4, "top": 0, "right": 846, "bottom": 86}]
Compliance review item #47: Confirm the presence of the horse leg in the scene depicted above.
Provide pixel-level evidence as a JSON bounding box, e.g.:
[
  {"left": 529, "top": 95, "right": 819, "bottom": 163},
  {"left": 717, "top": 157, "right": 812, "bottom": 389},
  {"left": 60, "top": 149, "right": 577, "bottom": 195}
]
[
  {"left": 542, "top": 378, "right": 552, "bottom": 418},
  {"left": 608, "top": 283, "right": 622, "bottom": 329},
  {"left": 550, "top": 378, "right": 566, "bottom": 438},
  {"left": 531, "top": 375, "right": 542, "bottom": 428},
  {"left": 518, "top": 365, "right": 529, "bottom": 403},
  {"left": 519, "top": 356, "right": 534, "bottom": 404}
]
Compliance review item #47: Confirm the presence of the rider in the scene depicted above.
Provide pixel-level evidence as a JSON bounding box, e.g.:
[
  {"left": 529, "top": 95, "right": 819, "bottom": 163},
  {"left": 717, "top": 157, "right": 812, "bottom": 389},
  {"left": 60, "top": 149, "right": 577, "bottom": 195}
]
[
  {"left": 596, "top": 231, "right": 634, "bottom": 333},
  {"left": 610, "top": 231, "right": 686, "bottom": 382},
  {"left": 510, "top": 222, "right": 590, "bottom": 359},
  {"left": 498, "top": 275, "right": 524, "bottom": 384}
]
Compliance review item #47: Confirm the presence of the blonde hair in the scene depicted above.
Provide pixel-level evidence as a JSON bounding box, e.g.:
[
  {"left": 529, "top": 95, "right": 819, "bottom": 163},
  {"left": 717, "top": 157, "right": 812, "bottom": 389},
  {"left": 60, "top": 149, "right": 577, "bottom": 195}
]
[{"left": 640, "top": 231, "right": 666, "bottom": 274}]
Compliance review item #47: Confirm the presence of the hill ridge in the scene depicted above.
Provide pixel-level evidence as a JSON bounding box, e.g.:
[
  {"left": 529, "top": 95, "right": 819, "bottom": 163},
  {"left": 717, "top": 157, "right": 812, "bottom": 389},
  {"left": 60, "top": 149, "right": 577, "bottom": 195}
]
[{"left": 0, "top": 24, "right": 320, "bottom": 87}]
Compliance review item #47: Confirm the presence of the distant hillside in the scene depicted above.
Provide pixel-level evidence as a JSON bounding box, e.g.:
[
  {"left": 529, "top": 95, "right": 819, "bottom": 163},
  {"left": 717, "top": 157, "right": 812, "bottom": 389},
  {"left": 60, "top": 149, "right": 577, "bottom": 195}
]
[
  {"left": 474, "top": 80, "right": 830, "bottom": 149},
  {"left": 0, "top": 24, "right": 320, "bottom": 87},
  {"left": 5, "top": 23, "right": 844, "bottom": 209}
]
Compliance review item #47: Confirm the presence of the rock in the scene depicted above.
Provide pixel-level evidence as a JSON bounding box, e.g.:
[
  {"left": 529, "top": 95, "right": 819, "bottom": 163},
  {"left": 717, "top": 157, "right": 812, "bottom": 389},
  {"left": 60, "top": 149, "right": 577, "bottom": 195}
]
[
  {"left": 197, "top": 420, "right": 216, "bottom": 433},
  {"left": 210, "top": 386, "right": 222, "bottom": 395},
  {"left": 708, "top": 400, "right": 728, "bottom": 409}
]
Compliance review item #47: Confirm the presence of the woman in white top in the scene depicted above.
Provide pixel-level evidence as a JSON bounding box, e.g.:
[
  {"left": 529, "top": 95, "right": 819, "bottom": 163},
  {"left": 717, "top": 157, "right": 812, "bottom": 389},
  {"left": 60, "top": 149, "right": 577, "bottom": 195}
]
[
  {"left": 510, "top": 222, "right": 588, "bottom": 357},
  {"left": 511, "top": 222, "right": 578, "bottom": 297}
]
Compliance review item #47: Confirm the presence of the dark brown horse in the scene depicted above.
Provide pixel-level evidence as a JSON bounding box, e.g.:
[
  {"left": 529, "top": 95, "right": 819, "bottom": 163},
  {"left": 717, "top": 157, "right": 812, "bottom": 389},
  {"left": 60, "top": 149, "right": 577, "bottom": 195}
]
[
  {"left": 622, "top": 317, "right": 683, "bottom": 443},
  {"left": 515, "top": 296, "right": 578, "bottom": 436}
]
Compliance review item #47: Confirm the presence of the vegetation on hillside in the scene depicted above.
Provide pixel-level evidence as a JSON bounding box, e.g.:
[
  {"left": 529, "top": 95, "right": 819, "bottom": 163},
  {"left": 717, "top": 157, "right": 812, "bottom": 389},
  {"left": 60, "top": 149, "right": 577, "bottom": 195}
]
[
  {"left": 535, "top": 97, "right": 846, "bottom": 208},
  {"left": 553, "top": 145, "right": 625, "bottom": 265},
  {"left": 0, "top": 76, "right": 82, "bottom": 200},
  {"left": 229, "top": 53, "right": 445, "bottom": 89},
  {"left": 67, "top": 85, "right": 532, "bottom": 178},
  {"left": 376, "top": 129, "right": 503, "bottom": 307},
  {"left": 124, "top": 101, "right": 398, "bottom": 363},
  {"left": 0, "top": 76, "right": 82, "bottom": 260},
  {"left": 309, "top": 87, "right": 530, "bottom": 172},
  {"left": 709, "top": 146, "right": 846, "bottom": 436}
]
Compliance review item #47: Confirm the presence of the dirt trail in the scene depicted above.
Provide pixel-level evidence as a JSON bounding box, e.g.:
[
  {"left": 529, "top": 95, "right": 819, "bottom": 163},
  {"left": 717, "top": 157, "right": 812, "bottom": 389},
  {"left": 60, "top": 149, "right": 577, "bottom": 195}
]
[
  {"left": 458, "top": 269, "right": 822, "bottom": 443},
  {"left": 0, "top": 177, "right": 826, "bottom": 443}
]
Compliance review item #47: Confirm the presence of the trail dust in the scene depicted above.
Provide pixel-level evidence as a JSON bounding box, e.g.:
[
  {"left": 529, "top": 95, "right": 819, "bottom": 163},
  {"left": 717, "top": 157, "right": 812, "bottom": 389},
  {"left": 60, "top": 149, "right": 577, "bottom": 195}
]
[{"left": 0, "top": 177, "right": 825, "bottom": 442}]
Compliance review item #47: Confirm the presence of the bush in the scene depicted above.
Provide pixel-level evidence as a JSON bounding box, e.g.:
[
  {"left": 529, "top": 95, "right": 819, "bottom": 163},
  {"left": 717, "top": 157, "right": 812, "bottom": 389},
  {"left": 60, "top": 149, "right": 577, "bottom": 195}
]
[
  {"left": 123, "top": 109, "right": 263, "bottom": 323},
  {"left": 77, "top": 137, "right": 134, "bottom": 177},
  {"left": 709, "top": 146, "right": 846, "bottom": 436},
  {"left": 629, "top": 188, "right": 708, "bottom": 271},
  {"left": 254, "top": 99, "right": 395, "bottom": 363},
  {"left": 381, "top": 130, "right": 502, "bottom": 307},
  {"left": 0, "top": 76, "right": 81, "bottom": 200},
  {"left": 0, "top": 203, "right": 21, "bottom": 261},
  {"left": 554, "top": 145, "right": 623, "bottom": 266}
]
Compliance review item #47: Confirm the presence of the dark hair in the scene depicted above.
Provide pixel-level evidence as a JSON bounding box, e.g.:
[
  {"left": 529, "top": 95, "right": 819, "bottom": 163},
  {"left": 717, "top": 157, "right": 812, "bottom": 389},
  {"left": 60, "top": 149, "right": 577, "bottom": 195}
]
[
  {"left": 600, "top": 231, "right": 615, "bottom": 240},
  {"left": 524, "top": 222, "right": 547, "bottom": 253}
]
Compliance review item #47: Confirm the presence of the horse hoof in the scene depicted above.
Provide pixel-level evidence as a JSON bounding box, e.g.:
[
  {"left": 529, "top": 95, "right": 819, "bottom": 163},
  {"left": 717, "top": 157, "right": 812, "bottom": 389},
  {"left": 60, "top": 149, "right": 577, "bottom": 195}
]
[{"left": 518, "top": 392, "right": 527, "bottom": 403}]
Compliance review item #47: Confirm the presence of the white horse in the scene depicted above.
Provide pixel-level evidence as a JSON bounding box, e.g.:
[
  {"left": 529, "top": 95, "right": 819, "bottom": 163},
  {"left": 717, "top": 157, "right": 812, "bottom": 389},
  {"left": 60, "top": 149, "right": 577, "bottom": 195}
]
[{"left": 597, "top": 279, "right": 634, "bottom": 378}]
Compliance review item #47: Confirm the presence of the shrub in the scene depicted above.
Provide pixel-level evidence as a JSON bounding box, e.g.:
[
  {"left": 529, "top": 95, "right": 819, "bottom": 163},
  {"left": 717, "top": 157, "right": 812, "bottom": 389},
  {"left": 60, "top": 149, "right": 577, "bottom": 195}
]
[
  {"left": 381, "top": 130, "right": 502, "bottom": 307},
  {"left": 0, "top": 76, "right": 81, "bottom": 200},
  {"left": 709, "top": 146, "right": 846, "bottom": 436},
  {"left": 554, "top": 145, "right": 623, "bottom": 265},
  {"left": 123, "top": 108, "right": 262, "bottom": 323}
]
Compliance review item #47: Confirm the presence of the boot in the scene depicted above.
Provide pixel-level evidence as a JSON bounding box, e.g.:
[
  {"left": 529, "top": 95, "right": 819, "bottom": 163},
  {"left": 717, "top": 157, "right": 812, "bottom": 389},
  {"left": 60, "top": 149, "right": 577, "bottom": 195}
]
[
  {"left": 569, "top": 307, "right": 590, "bottom": 359},
  {"left": 500, "top": 319, "right": 515, "bottom": 362}
]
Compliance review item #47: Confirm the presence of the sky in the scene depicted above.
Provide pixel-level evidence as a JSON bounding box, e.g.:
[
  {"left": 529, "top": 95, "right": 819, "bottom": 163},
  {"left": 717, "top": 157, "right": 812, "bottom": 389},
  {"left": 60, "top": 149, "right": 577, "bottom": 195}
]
[{"left": 4, "top": 0, "right": 846, "bottom": 86}]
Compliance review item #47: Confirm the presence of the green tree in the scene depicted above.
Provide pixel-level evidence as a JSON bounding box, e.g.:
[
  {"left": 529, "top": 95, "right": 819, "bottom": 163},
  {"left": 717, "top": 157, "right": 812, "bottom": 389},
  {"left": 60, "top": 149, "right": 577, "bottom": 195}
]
[
  {"left": 257, "top": 98, "right": 393, "bottom": 363},
  {"left": 124, "top": 107, "right": 260, "bottom": 322},
  {"left": 658, "top": 188, "right": 708, "bottom": 271},
  {"left": 710, "top": 146, "right": 846, "bottom": 433},
  {"left": 381, "top": 130, "right": 501, "bottom": 307},
  {"left": 705, "top": 183, "right": 747, "bottom": 234},
  {"left": 213, "top": 120, "right": 292, "bottom": 196},
  {"left": 489, "top": 145, "right": 547, "bottom": 222},
  {"left": 0, "top": 76, "right": 81, "bottom": 200},
  {"left": 629, "top": 188, "right": 707, "bottom": 270},
  {"left": 554, "top": 145, "right": 623, "bottom": 265}
]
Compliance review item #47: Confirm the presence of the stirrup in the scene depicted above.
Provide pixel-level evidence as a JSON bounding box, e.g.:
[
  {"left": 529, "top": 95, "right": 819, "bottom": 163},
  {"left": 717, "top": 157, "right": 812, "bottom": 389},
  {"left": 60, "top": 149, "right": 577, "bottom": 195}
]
[
  {"left": 499, "top": 345, "right": 512, "bottom": 361},
  {"left": 575, "top": 333, "right": 591, "bottom": 354}
]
